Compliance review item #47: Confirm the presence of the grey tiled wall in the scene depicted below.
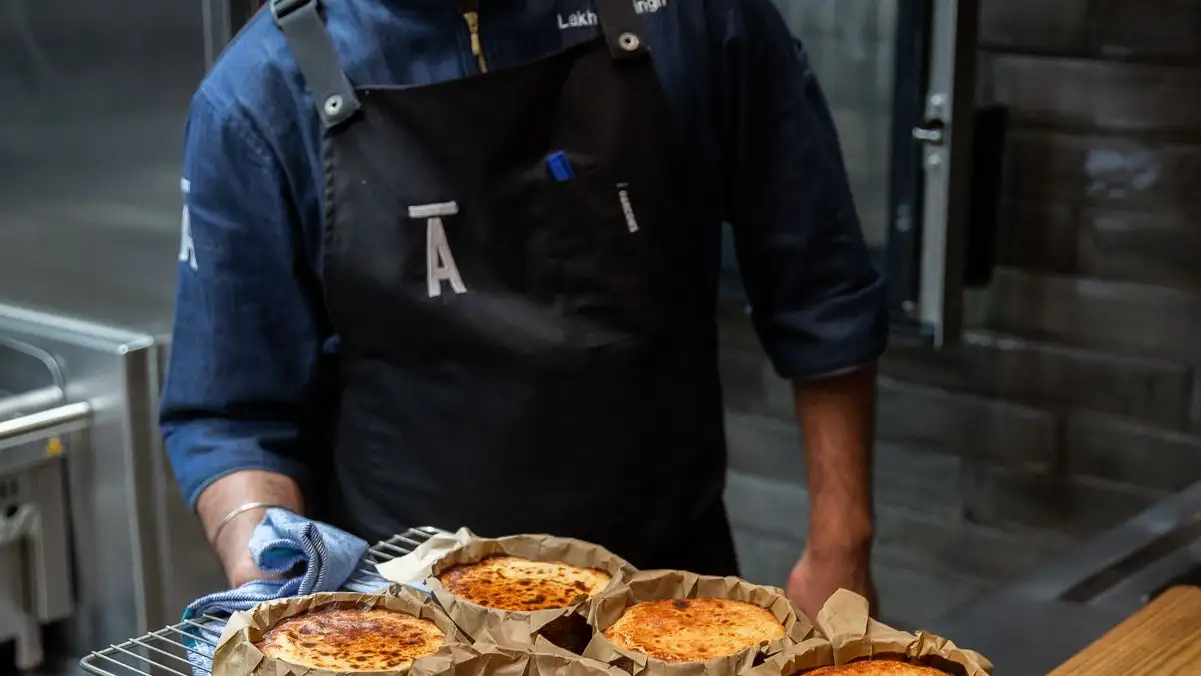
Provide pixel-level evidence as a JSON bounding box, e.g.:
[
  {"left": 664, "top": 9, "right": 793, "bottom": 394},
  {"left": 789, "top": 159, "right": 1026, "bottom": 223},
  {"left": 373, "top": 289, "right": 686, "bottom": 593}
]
[
  {"left": 911, "top": 0, "right": 1201, "bottom": 499},
  {"left": 724, "top": 0, "right": 1201, "bottom": 626}
]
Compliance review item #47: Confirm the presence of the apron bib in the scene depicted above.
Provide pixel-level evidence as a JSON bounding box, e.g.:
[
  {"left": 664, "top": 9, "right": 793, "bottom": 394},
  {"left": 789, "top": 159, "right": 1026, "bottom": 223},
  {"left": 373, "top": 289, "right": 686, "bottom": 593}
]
[{"left": 273, "top": 0, "right": 736, "bottom": 574}]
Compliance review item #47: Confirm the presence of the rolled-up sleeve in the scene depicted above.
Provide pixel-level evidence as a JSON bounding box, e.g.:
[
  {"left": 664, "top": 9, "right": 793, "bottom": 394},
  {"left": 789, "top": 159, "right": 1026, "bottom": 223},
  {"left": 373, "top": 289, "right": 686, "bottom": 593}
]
[
  {"left": 161, "top": 89, "right": 325, "bottom": 509},
  {"left": 718, "top": 0, "right": 888, "bottom": 380}
]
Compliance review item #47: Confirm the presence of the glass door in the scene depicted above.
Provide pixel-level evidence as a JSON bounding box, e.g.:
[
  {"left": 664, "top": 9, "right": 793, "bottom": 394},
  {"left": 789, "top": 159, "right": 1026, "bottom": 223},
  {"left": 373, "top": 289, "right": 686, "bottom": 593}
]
[
  {"left": 779, "top": 0, "right": 899, "bottom": 259},
  {"left": 724, "top": 0, "right": 979, "bottom": 348}
]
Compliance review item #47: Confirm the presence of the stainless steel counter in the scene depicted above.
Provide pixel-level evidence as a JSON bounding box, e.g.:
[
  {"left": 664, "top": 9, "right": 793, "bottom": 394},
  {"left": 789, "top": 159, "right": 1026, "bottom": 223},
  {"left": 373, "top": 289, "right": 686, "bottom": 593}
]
[
  {"left": 928, "top": 594, "right": 1129, "bottom": 674},
  {"left": 931, "top": 478, "right": 1201, "bottom": 674},
  {"left": 0, "top": 306, "right": 223, "bottom": 674}
]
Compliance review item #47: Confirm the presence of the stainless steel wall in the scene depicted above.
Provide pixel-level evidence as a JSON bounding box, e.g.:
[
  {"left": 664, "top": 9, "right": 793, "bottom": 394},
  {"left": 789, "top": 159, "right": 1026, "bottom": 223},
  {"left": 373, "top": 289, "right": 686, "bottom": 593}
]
[
  {"left": 0, "top": 0, "right": 206, "bottom": 334},
  {"left": 0, "top": 2, "right": 223, "bottom": 661}
]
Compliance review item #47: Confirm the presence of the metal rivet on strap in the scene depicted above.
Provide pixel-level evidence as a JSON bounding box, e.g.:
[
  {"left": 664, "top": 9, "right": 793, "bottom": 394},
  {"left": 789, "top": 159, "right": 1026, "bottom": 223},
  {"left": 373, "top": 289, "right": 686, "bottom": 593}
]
[
  {"left": 618, "top": 32, "right": 641, "bottom": 52},
  {"left": 323, "top": 95, "right": 344, "bottom": 117}
]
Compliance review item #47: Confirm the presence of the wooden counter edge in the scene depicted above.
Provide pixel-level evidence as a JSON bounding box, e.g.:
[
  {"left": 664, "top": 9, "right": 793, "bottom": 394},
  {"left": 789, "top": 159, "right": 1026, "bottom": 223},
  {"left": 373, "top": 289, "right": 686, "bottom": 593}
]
[{"left": 1048, "top": 586, "right": 1201, "bottom": 675}]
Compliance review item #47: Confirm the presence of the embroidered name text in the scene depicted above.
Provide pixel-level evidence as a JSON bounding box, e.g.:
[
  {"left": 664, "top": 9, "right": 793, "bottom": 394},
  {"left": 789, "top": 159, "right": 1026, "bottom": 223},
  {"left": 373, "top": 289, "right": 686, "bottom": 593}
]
[{"left": 557, "top": 0, "right": 667, "bottom": 30}]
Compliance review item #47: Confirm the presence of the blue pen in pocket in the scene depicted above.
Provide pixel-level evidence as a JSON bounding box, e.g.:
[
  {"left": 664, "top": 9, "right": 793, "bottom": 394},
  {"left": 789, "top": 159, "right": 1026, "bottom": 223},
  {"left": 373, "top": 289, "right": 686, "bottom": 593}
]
[{"left": 546, "top": 151, "right": 575, "bottom": 182}]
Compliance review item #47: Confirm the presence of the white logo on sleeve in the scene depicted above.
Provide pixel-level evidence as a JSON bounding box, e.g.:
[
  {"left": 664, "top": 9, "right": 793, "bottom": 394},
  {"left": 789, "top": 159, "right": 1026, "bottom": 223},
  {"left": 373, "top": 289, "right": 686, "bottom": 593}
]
[
  {"left": 179, "top": 178, "right": 198, "bottom": 272},
  {"left": 558, "top": 0, "right": 666, "bottom": 30},
  {"left": 409, "top": 202, "right": 468, "bottom": 298}
]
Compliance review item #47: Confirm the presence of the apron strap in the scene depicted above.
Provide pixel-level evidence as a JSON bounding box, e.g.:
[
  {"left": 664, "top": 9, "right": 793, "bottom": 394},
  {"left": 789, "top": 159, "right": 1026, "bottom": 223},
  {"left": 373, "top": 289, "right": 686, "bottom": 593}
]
[
  {"left": 595, "top": 0, "right": 649, "bottom": 60},
  {"left": 270, "top": 0, "right": 360, "bottom": 128}
]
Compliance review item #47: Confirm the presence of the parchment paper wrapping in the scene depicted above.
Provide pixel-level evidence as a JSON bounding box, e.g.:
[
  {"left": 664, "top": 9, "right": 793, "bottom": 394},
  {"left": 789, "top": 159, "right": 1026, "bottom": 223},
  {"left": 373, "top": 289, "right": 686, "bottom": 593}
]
[
  {"left": 747, "top": 590, "right": 993, "bottom": 676},
  {"left": 583, "top": 569, "right": 815, "bottom": 676},
  {"left": 433, "top": 640, "right": 632, "bottom": 676},
  {"left": 528, "top": 638, "right": 638, "bottom": 676},
  {"left": 742, "top": 638, "right": 836, "bottom": 676},
  {"left": 212, "top": 587, "right": 470, "bottom": 676},
  {"left": 405, "top": 643, "right": 528, "bottom": 676},
  {"left": 425, "top": 534, "right": 637, "bottom": 651},
  {"left": 377, "top": 528, "right": 478, "bottom": 585}
]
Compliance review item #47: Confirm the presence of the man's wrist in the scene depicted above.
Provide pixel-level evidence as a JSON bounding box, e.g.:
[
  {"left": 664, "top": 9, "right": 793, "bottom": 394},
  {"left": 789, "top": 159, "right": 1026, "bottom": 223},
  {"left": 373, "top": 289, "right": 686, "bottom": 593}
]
[
  {"left": 209, "top": 501, "right": 287, "bottom": 545},
  {"left": 212, "top": 506, "right": 269, "bottom": 575},
  {"left": 196, "top": 470, "right": 304, "bottom": 529},
  {"left": 808, "top": 500, "right": 874, "bottom": 560},
  {"left": 196, "top": 469, "right": 304, "bottom": 579},
  {"left": 807, "top": 523, "right": 873, "bottom": 561},
  {"left": 209, "top": 503, "right": 272, "bottom": 549}
]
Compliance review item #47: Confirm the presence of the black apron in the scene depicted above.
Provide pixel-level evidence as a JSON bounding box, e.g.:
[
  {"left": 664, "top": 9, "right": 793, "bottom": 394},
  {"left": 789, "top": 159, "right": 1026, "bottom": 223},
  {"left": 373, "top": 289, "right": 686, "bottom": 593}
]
[{"left": 273, "top": 0, "right": 737, "bottom": 575}]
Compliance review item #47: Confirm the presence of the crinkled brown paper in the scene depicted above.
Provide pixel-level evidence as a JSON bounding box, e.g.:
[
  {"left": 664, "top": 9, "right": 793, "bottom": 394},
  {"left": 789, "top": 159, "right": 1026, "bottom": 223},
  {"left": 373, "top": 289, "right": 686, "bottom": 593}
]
[
  {"left": 425, "top": 534, "right": 637, "bottom": 651},
  {"left": 527, "top": 639, "right": 635, "bottom": 676},
  {"left": 212, "top": 586, "right": 471, "bottom": 676},
  {"left": 432, "top": 640, "right": 631, "bottom": 676},
  {"left": 583, "top": 569, "right": 815, "bottom": 676},
  {"left": 403, "top": 643, "right": 528, "bottom": 676},
  {"left": 745, "top": 589, "right": 993, "bottom": 676}
]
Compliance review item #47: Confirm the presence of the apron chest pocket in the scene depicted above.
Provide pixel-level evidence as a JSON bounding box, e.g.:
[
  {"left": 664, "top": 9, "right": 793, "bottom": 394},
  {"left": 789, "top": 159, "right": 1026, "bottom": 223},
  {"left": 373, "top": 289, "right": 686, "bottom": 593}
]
[{"left": 534, "top": 166, "right": 663, "bottom": 342}]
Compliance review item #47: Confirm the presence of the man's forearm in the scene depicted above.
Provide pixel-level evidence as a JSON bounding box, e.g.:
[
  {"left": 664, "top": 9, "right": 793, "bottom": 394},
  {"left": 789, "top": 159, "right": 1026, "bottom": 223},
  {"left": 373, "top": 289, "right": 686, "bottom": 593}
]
[
  {"left": 197, "top": 469, "right": 304, "bottom": 585},
  {"left": 794, "top": 365, "right": 876, "bottom": 557}
]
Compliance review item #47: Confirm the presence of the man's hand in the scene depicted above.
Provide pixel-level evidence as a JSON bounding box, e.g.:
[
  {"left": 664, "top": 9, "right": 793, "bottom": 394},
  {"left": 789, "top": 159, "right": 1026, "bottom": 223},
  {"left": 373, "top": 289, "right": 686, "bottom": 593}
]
[
  {"left": 196, "top": 469, "right": 304, "bottom": 588},
  {"left": 789, "top": 366, "right": 878, "bottom": 619},
  {"left": 787, "top": 547, "right": 877, "bottom": 620}
]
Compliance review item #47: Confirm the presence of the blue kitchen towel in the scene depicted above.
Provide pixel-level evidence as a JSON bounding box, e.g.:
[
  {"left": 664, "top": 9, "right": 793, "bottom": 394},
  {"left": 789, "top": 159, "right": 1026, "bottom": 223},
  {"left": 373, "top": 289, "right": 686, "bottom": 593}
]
[{"left": 181, "top": 508, "right": 390, "bottom": 676}]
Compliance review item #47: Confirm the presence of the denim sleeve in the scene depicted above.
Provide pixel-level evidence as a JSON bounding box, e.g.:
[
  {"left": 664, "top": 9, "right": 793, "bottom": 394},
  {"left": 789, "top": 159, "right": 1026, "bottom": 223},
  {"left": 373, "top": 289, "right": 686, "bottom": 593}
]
[
  {"left": 160, "top": 89, "right": 326, "bottom": 509},
  {"left": 718, "top": 0, "right": 888, "bottom": 380}
]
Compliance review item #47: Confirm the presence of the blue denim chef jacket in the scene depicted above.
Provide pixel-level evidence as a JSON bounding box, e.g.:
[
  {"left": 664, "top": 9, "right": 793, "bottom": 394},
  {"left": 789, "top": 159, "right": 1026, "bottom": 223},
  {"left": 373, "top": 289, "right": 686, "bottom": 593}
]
[{"left": 161, "top": 0, "right": 889, "bottom": 508}]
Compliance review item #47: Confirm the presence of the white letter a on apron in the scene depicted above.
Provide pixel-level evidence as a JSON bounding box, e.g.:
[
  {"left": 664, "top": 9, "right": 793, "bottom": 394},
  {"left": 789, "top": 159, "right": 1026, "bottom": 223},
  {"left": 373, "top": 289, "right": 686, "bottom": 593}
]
[{"left": 409, "top": 202, "right": 467, "bottom": 298}]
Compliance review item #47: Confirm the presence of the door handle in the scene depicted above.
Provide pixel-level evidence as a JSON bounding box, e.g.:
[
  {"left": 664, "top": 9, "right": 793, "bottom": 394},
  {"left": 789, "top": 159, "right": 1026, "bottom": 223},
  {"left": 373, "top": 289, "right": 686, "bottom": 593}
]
[{"left": 912, "top": 122, "right": 946, "bottom": 145}]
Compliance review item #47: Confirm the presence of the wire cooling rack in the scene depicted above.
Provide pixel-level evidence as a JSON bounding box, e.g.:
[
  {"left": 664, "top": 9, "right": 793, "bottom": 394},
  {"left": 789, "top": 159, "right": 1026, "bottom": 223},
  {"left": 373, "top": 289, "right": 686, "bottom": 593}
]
[{"left": 78, "top": 527, "right": 445, "bottom": 676}]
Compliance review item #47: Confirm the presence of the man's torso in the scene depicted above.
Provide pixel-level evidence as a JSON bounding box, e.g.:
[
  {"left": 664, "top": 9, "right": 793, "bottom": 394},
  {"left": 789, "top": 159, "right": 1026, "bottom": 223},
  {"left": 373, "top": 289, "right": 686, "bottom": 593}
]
[{"left": 202, "top": 0, "right": 735, "bottom": 322}]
